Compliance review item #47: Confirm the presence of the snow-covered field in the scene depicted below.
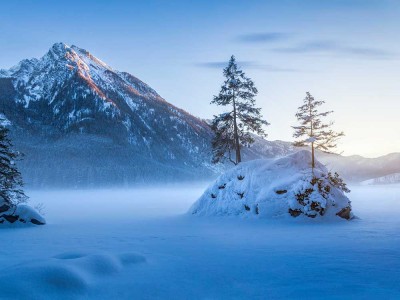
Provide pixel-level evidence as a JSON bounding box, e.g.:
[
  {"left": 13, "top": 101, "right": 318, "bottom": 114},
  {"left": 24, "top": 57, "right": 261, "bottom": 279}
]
[{"left": 0, "top": 184, "right": 399, "bottom": 299}]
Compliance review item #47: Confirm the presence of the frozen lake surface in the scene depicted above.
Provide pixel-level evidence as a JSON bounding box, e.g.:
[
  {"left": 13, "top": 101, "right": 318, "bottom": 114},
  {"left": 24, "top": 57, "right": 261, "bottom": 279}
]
[{"left": 0, "top": 184, "right": 399, "bottom": 299}]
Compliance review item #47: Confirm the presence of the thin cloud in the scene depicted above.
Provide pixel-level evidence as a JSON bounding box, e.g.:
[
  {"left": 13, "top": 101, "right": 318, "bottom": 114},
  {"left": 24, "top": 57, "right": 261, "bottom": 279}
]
[
  {"left": 344, "top": 47, "right": 394, "bottom": 59},
  {"left": 197, "top": 61, "right": 297, "bottom": 72},
  {"left": 235, "top": 32, "right": 291, "bottom": 44},
  {"left": 273, "top": 40, "right": 396, "bottom": 60},
  {"left": 275, "top": 41, "right": 336, "bottom": 53},
  {"left": 294, "top": 0, "right": 387, "bottom": 9}
]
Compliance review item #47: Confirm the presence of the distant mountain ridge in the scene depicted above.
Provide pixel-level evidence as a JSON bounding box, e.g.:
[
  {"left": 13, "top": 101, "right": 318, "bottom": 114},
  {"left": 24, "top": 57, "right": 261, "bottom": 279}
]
[
  {"left": 361, "top": 172, "right": 400, "bottom": 185},
  {"left": 0, "top": 43, "right": 398, "bottom": 187},
  {"left": 320, "top": 152, "right": 400, "bottom": 183}
]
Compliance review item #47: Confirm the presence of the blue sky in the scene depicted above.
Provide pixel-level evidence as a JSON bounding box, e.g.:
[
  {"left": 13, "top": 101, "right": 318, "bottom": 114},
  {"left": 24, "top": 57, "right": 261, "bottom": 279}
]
[{"left": 0, "top": 0, "right": 399, "bottom": 157}]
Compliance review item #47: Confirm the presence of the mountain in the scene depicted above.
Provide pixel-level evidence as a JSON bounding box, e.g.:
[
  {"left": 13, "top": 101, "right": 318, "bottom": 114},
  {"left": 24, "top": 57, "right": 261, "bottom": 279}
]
[
  {"left": 0, "top": 43, "right": 398, "bottom": 187},
  {"left": 0, "top": 43, "right": 294, "bottom": 187},
  {"left": 318, "top": 152, "right": 400, "bottom": 183},
  {"left": 0, "top": 43, "right": 218, "bottom": 187}
]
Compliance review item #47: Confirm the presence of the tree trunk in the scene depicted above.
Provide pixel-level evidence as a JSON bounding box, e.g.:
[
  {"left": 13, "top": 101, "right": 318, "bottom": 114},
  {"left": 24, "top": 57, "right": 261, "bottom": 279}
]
[
  {"left": 309, "top": 97, "right": 314, "bottom": 169},
  {"left": 311, "top": 142, "right": 315, "bottom": 169},
  {"left": 232, "top": 90, "right": 241, "bottom": 164}
]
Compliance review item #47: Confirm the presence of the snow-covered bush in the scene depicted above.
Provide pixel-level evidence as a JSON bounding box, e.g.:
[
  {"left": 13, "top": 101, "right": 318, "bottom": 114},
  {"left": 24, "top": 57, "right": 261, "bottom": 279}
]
[{"left": 189, "top": 150, "right": 353, "bottom": 220}]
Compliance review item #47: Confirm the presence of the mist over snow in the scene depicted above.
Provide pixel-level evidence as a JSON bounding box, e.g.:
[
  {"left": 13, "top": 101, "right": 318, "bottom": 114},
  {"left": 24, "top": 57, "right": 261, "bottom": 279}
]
[
  {"left": 27, "top": 184, "right": 209, "bottom": 223},
  {"left": 0, "top": 184, "right": 399, "bottom": 299}
]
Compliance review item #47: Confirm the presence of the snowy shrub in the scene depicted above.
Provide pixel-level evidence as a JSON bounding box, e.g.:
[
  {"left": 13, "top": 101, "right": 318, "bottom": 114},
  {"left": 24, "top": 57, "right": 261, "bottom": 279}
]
[
  {"left": 189, "top": 150, "right": 353, "bottom": 220},
  {"left": 289, "top": 172, "right": 350, "bottom": 218}
]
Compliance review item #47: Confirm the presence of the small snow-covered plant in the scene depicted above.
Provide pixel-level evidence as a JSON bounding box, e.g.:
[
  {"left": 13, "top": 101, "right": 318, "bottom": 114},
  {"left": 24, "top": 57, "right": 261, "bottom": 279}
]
[
  {"left": 34, "top": 202, "right": 46, "bottom": 216},
  {"left": 293, "top": 176, "right": 328, "bottom": 218},
  {"left": 291, "top": 171, "right": 350, "bottom": 218},
  {"left": 326, "top": 172, "right": 350, "bottom": 193}
]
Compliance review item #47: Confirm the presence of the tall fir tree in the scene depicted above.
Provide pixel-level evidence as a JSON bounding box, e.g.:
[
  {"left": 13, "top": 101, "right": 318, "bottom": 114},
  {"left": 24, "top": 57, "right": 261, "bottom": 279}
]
[
  {"left": 0, "top": 119, "right": 27, "bottom": 206},
  {"left": 211, "top": 55, "right": 270, "bottom": 165},
  {"left": 292, "top": 92, "right": 344, "bottom": 169}
]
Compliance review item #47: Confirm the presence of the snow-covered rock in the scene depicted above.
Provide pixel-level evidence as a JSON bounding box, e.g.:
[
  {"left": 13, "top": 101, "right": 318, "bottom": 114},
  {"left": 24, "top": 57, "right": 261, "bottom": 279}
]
[
  {"left": 0, "top": 203, "right": 45, "bottom": 225},
  {"left": 189, "top": 150, "right": 353, "bottom": 220}
]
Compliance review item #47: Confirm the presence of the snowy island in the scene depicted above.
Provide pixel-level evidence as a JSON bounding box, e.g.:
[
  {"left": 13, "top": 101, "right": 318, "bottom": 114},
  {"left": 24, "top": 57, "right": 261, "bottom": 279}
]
[{"left": 190, "top": 150, "right": 353, "bottom": 220}]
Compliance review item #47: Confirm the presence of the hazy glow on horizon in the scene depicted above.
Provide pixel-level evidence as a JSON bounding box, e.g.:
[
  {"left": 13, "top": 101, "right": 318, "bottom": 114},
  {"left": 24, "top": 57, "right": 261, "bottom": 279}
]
[{"left": 0, "top": 0, "right": 398, "bottom": 157}]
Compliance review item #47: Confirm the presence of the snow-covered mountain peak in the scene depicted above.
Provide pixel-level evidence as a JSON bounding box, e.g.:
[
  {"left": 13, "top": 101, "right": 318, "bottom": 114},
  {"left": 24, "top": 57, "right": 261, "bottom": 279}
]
[
  {"left": 48, "top": 42, "right": 70, "bottom": 56},
  {"left": 0, "top": 42, "right": 162, "bottom": 110},
  {"left": 70, "top": 44, "right": 111, "bottom": 69},
  {"left": 44, "top": 42, "right": 112, "bottom": 76}
]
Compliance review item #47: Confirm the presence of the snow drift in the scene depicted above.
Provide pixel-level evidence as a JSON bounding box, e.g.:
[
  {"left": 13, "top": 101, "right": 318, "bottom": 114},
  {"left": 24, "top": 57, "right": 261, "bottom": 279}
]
[
  {"left": 190, "top": 150, "right": 353, "bottom": 220},
  {"left": 0, "top": 202, "right": 46, "bottom": 225}
]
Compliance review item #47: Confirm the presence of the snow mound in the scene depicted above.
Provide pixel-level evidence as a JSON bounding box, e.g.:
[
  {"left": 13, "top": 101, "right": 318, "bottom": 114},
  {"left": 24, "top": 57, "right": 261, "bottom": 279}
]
[
  {"left": 0, "top": 252, "right": 146, "bottom": 298},
  {"left": 189, "top": 150, "right": 352, "bottom": 220},
  {"left": 0, "top": 203, "right": 46, "bottom": 225}
]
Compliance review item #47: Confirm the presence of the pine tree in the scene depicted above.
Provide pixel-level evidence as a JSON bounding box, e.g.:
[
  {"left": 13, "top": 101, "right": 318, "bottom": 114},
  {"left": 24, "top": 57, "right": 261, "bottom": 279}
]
[
  {"left": 211, "top": 55, "right": 270, "bottom": 165},
  {"left": 0, "top": 119, "right": 27, "bottom": 207},
  {"left": 292, "top": 92, "right": 344, "bottom": 169}
]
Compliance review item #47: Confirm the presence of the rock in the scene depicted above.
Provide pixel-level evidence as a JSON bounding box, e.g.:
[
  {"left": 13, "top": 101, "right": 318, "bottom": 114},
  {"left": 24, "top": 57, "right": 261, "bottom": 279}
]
[
  {"left": 0, "top": 204, "right": 10, "bottom": 213},
  {"left": 3, "top": 215, "right": 18, "bottom": 223},
  {"left": 336, "top": 207, "right": 352, "bottom": 220},
  {"left": 275, "top": 190, "right": 287, "bottom": 195},
  {"left": 31, "top": 218, "right": 46, "bottom": 225},
  {"left": 288, "top": 208, "right": 302, "bottom": 217}
]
